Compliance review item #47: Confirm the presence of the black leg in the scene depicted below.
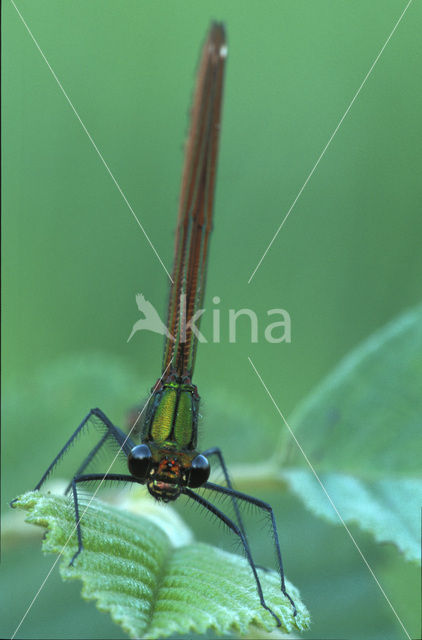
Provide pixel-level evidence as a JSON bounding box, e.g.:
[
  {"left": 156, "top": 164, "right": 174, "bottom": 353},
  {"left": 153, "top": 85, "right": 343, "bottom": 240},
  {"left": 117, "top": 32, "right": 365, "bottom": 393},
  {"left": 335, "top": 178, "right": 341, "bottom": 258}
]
[
  {"left": 204, "top": 481, "right": 297, "bottom": 616},
  {"left": 68, "top": 472, "right": 139, "bottom": 565},
  {"left": 202, "top": 448, "right": 270, "bottom": 574},
  {"left": 202, "top": 446, "right": 248, "bottom": 541},
  {"left": 64, "top": 432, "right": 109, "bottom": 495},
  {"left": 183, "top": 486, "right": 282, "bottom": 627},
  {"left": 34, "top": 408, "right": 134, "bottom": 492},
  {"left": 69, "top": 478, "right": 83, "bottom": 564}
]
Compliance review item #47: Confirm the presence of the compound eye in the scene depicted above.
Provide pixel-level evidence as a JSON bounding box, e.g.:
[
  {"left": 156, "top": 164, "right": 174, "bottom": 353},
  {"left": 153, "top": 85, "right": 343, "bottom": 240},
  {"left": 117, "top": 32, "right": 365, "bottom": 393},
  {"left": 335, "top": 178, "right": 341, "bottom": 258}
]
[
  {"left": 188, "top": 454, "right": 210, "bottom": 488},
  {"left": 128, "top": 444, "right": 152, "bottom": 480}
]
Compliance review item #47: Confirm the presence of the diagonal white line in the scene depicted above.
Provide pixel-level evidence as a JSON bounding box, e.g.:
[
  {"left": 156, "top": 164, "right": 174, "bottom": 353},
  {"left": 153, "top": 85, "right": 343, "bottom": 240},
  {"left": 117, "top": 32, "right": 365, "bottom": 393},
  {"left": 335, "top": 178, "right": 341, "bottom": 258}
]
[
  {"left": 11, "top": 364, "right": 173, "bottom": 640},
  {"left": 10, "top": 0, "right": 173, "bottom": 283},
  {"left": 248, "top": 0, "right": 414, "bottom": 284},
  {"left": 248, "top": 356, "right": 412, "bottom": 640}
]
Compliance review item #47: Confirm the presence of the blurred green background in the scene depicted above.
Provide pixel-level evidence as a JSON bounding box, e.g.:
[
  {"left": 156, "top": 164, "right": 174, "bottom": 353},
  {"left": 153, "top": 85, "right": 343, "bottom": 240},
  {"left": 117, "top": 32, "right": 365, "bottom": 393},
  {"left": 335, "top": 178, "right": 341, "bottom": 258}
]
[{"left": 2, "top": 0, "right": 421, "bottom": 639}]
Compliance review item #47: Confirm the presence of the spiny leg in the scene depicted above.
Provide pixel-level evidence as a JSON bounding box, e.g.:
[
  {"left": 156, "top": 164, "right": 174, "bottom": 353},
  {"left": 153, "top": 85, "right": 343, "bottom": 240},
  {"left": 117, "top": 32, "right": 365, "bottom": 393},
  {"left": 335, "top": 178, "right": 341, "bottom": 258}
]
[
  {"left": 33, "top": 407, "right": 133, "bottom": 492},
  {"left": 202, "top": 446, "right": 248, "bottom": 541},
  {"left": 64, "top": 432, "right": 109, "bottom": 495},
  {"left": 204, "top": 481, "right": 297, "bottom": 616},
  {"left": 63, "top": 416, "right": 133, "bottom": 495},
  {"left": 183, "top": 486, "right": 282, "bottom": 628},
  {"left": 69, "top": 473, "right": 139, "bottom": 566}
]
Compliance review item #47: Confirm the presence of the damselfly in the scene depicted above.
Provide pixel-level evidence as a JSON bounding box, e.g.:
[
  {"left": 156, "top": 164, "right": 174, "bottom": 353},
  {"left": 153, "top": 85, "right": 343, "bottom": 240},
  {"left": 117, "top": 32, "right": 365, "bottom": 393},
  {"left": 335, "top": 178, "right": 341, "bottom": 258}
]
[{"left": 31, "top": 23, "right": 296, "bottom": 625}]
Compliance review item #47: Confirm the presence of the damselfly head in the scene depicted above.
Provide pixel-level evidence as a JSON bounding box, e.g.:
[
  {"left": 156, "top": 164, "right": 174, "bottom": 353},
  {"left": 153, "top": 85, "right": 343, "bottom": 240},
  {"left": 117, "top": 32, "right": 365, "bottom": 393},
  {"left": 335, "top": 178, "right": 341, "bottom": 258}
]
[
  {"left": 128, "top": 443, "right": 210, "bottom": 502},
  {"left": 147, "top": 454, "right": 184, "bottom": 502}
]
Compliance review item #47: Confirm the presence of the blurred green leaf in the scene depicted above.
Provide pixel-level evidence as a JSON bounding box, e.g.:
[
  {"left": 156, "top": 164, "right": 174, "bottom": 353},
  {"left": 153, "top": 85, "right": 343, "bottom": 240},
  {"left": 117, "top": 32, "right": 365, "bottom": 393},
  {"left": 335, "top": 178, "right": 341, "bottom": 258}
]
[
  {"left": 279, "top": 305, "right": 422, "bottom": 563},
  {"left": 281, "top": 471, "right": 421, "bottom": 563},
  {"left": 12, "top": 492, "right": 310, "bottom": 639}
]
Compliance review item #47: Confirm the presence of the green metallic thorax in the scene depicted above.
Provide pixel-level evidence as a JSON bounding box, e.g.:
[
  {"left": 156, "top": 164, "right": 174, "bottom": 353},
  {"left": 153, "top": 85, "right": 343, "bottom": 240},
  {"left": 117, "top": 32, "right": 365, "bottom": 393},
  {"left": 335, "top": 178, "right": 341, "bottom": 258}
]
[{"left": 142, "top": 381, "right": 199, "bottom": 451}]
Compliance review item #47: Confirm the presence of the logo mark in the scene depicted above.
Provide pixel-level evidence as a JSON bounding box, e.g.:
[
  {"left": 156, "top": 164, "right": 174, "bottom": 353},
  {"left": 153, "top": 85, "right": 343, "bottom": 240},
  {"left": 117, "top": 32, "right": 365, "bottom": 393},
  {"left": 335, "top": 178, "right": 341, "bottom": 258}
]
[{"left": 127, "top": 294, "right": 172, "bottom": 342}]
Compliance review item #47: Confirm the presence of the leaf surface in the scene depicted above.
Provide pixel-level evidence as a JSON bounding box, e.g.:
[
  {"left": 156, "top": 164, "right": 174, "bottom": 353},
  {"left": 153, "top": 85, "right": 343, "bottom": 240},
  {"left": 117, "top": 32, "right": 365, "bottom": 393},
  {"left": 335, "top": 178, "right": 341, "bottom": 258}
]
[
  {"left": 13, "top": 492, "right": 310, "bottom": 639},
  {"left": 279, "top": 305, "right": 422, "bottom": 563}
]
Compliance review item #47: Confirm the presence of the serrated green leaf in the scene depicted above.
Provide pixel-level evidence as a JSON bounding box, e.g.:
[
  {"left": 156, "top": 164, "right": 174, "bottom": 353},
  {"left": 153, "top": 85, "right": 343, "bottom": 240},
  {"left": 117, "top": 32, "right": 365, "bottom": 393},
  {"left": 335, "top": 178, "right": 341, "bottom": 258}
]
[
  {"left": 12, "top": 492, "right": 310, "bottom": 639},
  {"left": 279, "top": 305, "right": 422, "bottom": 563}
]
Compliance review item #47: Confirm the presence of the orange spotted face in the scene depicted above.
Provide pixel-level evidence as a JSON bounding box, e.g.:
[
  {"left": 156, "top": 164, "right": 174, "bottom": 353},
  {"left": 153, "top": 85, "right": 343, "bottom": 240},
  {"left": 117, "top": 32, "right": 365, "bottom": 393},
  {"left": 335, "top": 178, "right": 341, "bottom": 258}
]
[
  {"left": 147, "top": 454, "right": 186, "bottom": 501},
  {"left": 127, "top": 443, "right": 211, "bottom": 503}
]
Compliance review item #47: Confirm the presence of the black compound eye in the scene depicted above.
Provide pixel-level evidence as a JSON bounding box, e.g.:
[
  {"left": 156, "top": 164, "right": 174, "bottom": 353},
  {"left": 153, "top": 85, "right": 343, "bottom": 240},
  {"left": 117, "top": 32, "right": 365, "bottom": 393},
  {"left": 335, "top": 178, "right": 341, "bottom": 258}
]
[
  {"left": 188, "top": 454, "right": 210, "bottom": 488},
  {"left": 128, "top": 444, "right": 152, "bottom": 480}
]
